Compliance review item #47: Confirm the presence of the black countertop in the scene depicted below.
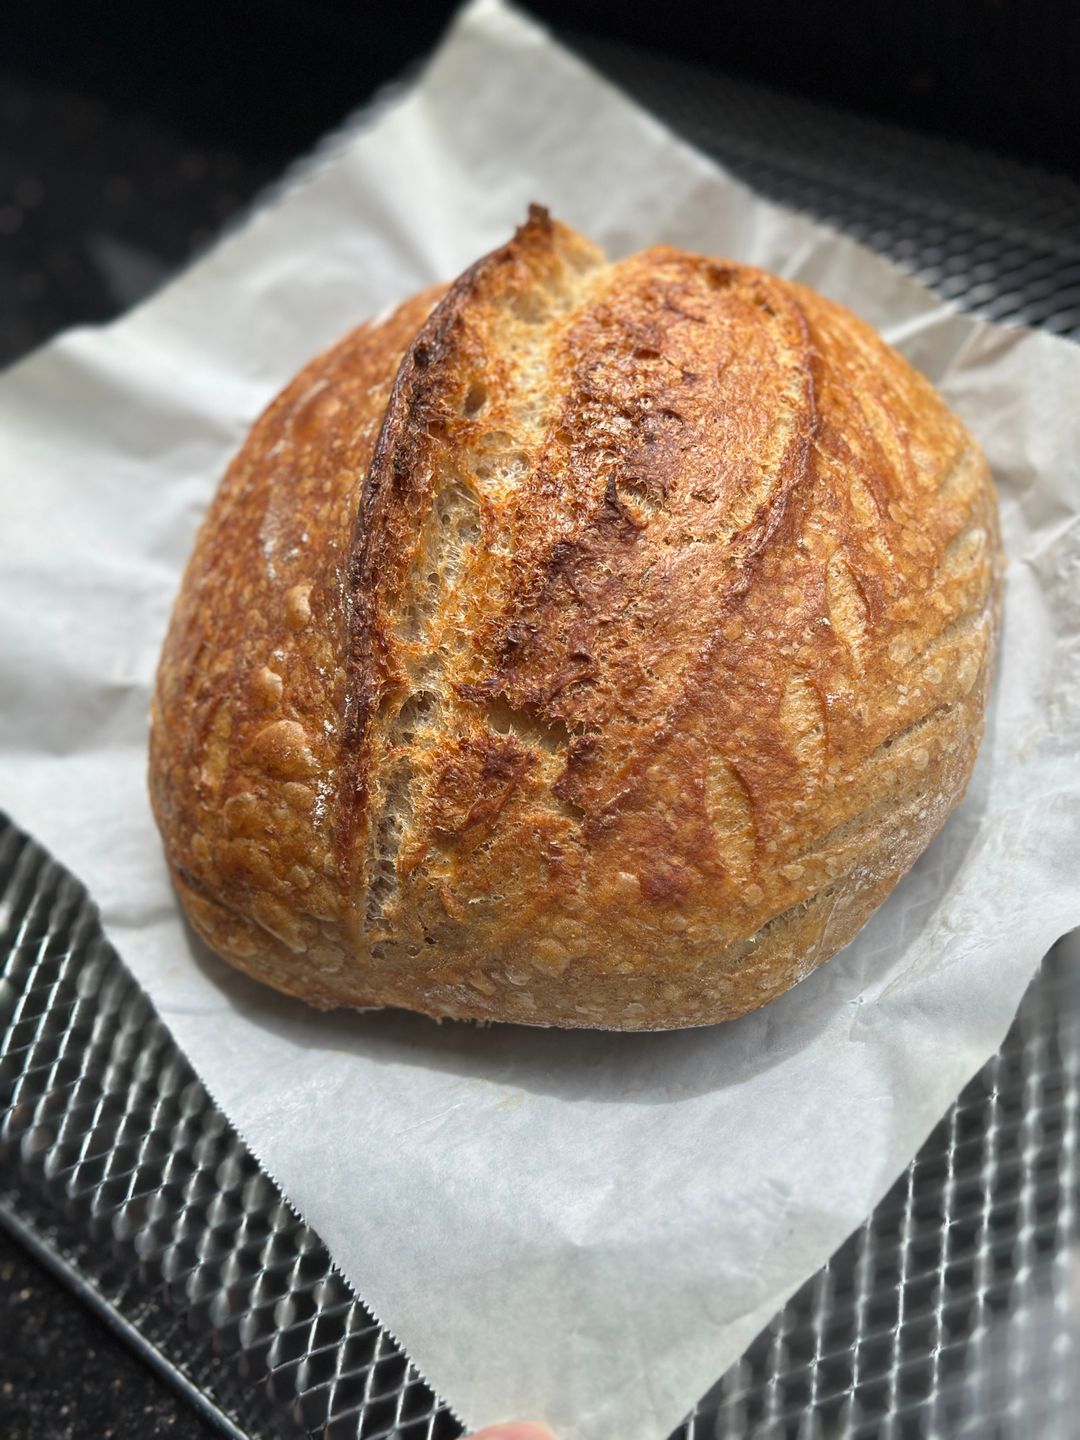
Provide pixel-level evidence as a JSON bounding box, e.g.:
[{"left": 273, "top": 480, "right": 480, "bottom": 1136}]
[
  {"left": 0, "top": 66, "right": 275, "bottom": 370},
  {"left": 0, "top": 1226, "right": 213, "bottom": 1439}
]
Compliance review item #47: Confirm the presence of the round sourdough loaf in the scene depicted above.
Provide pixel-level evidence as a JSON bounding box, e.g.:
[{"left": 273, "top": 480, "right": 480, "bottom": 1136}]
[{"left": 150, "top": 207, "right": 1003, "bottom": 1029}]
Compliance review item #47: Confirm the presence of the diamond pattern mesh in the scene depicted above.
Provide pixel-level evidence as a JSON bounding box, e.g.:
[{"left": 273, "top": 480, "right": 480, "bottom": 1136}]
[
  {"left": 3, "top": 41, "right": 1080, "bottom": 1440},
  {"left": 576, "top": 35, "right": 1080, "bottom": 342},
  {"left": 0, "top": 822, "right": 459, "bottom": 1440}
]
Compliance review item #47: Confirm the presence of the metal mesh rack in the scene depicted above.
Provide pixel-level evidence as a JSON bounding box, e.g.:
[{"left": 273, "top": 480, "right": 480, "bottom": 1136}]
[
  {"left": 573, "top": 36, "right": 1080, "bottom": 341},
  {"left": 3, "top": 36, "right": 1079, "bottom": 1440}
]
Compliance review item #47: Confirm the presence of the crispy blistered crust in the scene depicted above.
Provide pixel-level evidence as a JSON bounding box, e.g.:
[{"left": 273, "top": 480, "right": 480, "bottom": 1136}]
[{"left": 151, "top": 208, "right": 1002, "bottom": 1029}]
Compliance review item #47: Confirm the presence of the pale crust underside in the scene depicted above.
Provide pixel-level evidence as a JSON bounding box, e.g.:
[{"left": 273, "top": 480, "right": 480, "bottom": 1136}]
[{"left": 150, "top": 210, "right": 1003, "bottom": 1030}]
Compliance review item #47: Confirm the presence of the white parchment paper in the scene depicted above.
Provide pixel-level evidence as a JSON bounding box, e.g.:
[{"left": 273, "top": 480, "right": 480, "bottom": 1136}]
[{"left": 3, "top": 3, "right": 1080, "bottom": 1436}]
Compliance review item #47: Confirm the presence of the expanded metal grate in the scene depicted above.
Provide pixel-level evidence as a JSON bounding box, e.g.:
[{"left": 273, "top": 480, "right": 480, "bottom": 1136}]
[
  {"left": 575, "top": 36, "right": 1080, "bottom": 342},
  {"left": 0, "top": 821, "right": 458, "bottom": 1440},
  {"left": 3, "top": 40, "right": 1080, "bottom": 1440}
]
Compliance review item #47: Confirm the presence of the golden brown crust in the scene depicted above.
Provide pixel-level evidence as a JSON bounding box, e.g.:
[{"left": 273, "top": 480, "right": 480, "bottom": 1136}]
[
  {"left": 151, "top": 208, "right": 1003, "bottom": 1029},
  {"left": 149, "top": 284, "right": 446, "bottom": 1002}
]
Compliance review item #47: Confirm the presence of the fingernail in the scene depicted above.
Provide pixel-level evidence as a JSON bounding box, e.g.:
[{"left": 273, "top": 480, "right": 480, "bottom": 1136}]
[{"left": 469, "top": 1424, "right": 557, "bottom": 1440}]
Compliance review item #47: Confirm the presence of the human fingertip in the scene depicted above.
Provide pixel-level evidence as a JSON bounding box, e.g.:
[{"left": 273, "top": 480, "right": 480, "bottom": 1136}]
[{"left": 468, "top": 1423, "right": 557, "bottom": 1440}]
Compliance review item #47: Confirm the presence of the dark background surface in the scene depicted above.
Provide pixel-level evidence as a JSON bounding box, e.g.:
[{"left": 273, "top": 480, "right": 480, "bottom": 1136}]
[
  {"left": 0, "top": 1226, "right": 207, "bottom": 1438},
  {"left": 4, "top": 0, "right": 1079, "bottom": 177},
  {"left": 1, "top": 2, "right": 1076, "bottom": 1436},
  {"left": 2, "top": 0, "right": 1079, "bottom": 368}
]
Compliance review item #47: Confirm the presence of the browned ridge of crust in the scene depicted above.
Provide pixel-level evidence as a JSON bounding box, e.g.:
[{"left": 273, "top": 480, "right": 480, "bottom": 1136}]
[{"left": 150, "top": 206, "right": 1003, "bottom": 1029}]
